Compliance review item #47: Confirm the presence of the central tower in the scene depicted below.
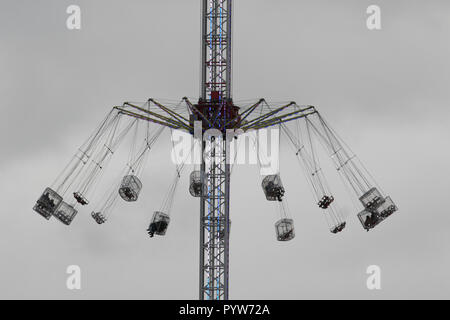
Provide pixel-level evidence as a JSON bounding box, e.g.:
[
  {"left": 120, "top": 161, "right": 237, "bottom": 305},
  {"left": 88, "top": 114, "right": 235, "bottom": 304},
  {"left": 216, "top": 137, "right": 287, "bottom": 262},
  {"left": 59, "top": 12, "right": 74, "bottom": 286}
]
[{"left": 198, "top": 0, "right": 233, "bottom": 300}]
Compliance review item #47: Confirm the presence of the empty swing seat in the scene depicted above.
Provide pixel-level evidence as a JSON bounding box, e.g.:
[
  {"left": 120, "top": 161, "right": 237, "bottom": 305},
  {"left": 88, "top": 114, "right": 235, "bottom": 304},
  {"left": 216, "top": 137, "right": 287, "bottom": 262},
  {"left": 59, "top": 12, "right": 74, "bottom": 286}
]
[
  {"left": 275, "top": 218, "right": 295, "bottom": 241},
  {"left": 53, "top": 201, "right": 78, "bottom": 226},
  {"left": 119, "top": 175, "right": 142, "bottom": 202},
  {"left": 91, "top": 211, "right": 107, "bottom": 224},
  {"left": 262, "top": 175, "right": 285, "bottom": 202},
  {"left": 73, "top": 192, "right": 89, "bottom": 206},
  {"left": 147, "top": 212, "right": 170, "bottom": 238},
  {"left": 189, "top": 171, "right": 206, "bottom": 197},
  {"left": 33, "top": 187, "right": 63, "bottom": 220}
]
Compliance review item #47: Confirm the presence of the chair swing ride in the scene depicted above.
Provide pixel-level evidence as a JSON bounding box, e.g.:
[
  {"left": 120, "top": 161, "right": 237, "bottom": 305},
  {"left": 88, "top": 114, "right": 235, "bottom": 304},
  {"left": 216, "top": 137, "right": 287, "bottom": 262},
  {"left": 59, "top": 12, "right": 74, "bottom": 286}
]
[{"left": 33, "top": 0, "right": 398, "bottom": 300}]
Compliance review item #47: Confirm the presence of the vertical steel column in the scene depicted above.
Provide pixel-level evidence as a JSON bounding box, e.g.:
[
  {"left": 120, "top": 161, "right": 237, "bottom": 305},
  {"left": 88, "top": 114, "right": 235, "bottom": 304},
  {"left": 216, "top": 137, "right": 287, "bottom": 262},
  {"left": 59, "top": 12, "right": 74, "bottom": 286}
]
[
  {"left": 201, "top": 0, "right": 208, "bottom": 100},
  {"left": 223, "top": 147, "right": 230, "bottom": 300},
  {"left": 225, "top": 0, "right": 232, "bottom": 99}
]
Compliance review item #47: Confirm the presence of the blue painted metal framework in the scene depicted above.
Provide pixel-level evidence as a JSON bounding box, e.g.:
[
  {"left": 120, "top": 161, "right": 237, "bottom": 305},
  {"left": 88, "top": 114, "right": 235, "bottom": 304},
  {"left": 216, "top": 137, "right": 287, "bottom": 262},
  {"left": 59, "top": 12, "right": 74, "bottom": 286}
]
[{"left": 199, "top": 0, "right": 233, "bottom": 300}]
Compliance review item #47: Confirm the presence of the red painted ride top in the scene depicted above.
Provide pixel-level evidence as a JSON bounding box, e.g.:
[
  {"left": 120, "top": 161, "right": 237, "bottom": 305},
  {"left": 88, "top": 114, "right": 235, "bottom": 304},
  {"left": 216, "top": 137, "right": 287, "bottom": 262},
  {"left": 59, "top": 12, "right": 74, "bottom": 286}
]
[{"left": 193, "top": 91, "right": 240, "bottom": 131}]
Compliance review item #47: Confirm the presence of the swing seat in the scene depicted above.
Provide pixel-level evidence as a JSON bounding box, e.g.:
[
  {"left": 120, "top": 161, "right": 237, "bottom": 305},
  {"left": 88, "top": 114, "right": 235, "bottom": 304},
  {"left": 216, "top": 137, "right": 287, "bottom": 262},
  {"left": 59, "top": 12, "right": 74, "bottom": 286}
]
[
  {"left": 358, "top": 191, "right": 397, "bottom": 231},
  {"left": 91, "top": 211, "right": 107, "bottom": 224},
  {"left": 189, "top": 171, "right": 206, "bottom": 197},
  {"left": 358, "top": 209, "right": 382, "bottom": 231},
  {"left": 53, "top": 201, "right": 78, "bottom": 226},
  {"left": 73, "top": 192, "right": 89, "bottom": 206},
  {"left": 359, "top": 187, "right": 383, "bottom": 209},
  {"left": 147, "top": 212, "right": 170, "bottom": 237},
  {"left": 119, "top": 175, "right": 142, "bottom": 202},
  {"left": 262, "top": 175, "right": 285, "bottom": 202},
  {"left": 318, "top": 195, "right": 334, "bottom": 209},
  {"left": 375, "top": 196, "right": 397, "bottom": 218},
  {"left": 275, "top": 218, "right": 295, "bottom": 241},
  {"left": 331, "top": 222, "right": 346, "bottom": 234},
  {"left": 33, "top": 187, "right": 63, "bottom": 220}
]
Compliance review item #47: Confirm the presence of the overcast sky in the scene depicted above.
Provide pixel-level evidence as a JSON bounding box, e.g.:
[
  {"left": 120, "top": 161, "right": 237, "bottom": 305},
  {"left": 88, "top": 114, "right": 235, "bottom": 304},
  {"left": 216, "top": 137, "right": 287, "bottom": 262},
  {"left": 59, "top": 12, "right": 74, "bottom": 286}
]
[{"left": 1, "top": 0, "right": 450, "bottom": 299}]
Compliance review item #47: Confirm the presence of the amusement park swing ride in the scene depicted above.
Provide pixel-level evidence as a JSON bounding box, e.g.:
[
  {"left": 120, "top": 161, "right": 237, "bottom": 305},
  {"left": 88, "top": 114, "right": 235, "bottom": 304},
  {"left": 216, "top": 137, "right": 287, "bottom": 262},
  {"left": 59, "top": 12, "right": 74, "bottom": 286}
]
[{"left": 33, "top": 0, "right": 398, "bottom": 300}]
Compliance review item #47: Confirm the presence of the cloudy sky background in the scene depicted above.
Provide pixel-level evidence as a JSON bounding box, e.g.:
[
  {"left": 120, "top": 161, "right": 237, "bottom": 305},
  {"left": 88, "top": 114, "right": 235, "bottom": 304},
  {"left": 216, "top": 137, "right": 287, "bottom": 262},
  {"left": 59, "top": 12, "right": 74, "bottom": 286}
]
[{"left": 1, "top": 0, "right": 450, "bottom": 299}]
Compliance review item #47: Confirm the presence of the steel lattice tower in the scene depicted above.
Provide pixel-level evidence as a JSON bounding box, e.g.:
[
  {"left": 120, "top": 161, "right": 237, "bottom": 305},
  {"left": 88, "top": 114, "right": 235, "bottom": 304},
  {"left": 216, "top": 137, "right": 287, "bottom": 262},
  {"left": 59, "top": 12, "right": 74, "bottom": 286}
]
[{"left": 199, "top": 0, "right": 233, "bottom": 300}]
